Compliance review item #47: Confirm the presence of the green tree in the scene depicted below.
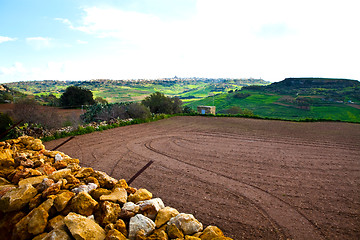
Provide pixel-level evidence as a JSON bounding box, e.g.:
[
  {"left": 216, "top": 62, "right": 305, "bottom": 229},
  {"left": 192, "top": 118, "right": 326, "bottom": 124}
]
[
  {"left": 142, "top": 92, "right": 182, "bottom": 114},
  {"left": 60, "top": 86, "right": 95, "bottom": 108}
]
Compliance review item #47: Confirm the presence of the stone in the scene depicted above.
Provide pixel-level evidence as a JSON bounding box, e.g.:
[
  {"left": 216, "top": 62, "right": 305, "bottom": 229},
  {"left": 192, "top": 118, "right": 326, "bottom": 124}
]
[
  {"left": 0, "top": 211, "right": 26, "bottom": 239},
  {"left": 48, "top": 169, "right": 71, "bottom": 181},
  {"left": 129, "top": 214, "right": 156, "bottom": 240},
  {"left": 64, "top": 212, "right": 106, "bottom": 240},
  {"left": 91, "top": 170, "right": 118, "bottom": 189},
  {"left": 185, "top": 236, "right": 201, "bottom": 240},
  {"left": 168, "top": 213, "right": 203, "bottom": 235},
  {"left": 75, "top": 167, "right": 94, "bottom": 178},
  {"left": 119, "top": 201, "right": 140, "bottom": 219},
  {"left": 19, "top": 158, "right": 34, "bottom": 168},
  {"left": 53, "top": 160, "right": 68, "bottom": 170},
  {"left": 0, "top": 184, "right": 16, "bottom": 198},
  {"left": 72, "top": 183, "right": 98, "bottom": 194},
  {"left": 36, "top": 178, "right": 55, "bottom": 192},
  {"left": 105, "top": 229, "right": 127, "bottom": 240},
  {"left": 0, "top": 176, "right": 10, "bottom": 185},
  {"left": 18, "top": 175, "right": 47, "bottom": 187},
  {"left": 36, "top": 163, "right": 56, "bottom": 175},
  {"left": 70, "top": 191, "right": 98, "bottom": 216},
  {"left": 29, "top": 193, "right": 43, "bottom": 209},
  {"left": 95, "top": 201, "right": 121, "bottom": 227},
  {"left": 54, "top": 153, "right": 63, "bottom": 162},
  {"left": 155, "top": 206, "right": 179, "bottom": 228},
  {"left": 64, "top": 174, "right": 80, "bottom": 184},
  {"left": 199, "top": 226, "right": 224, "bottom": 240},
  {"left": 27, "top": 206, "right": 49, "bottom": 235},
  {"left": 54, "top": 190, "right": 75, "bottom": 212},
  {"left": 147, "top": 229, "right": 168, "bottom": 240},
  {"left": 114, "top": 219, "right": 128, "bottom": 237},
  {"left": 0, "top": 183, "right": 37, "bottom": 212},
  {"left": 11, "top": 167, "right": 31, "bottom": 184},
  {"left": 100, "top": 187, "right": 127, "bottom": 204},
  {"left": 128, "top": 188, "right": 152, "bottom": 203},
  {"left": 167, "top": 223, "right": 184, "bottom": 239},
  {"left": 114, "top": 179, "right": 128, "bottom": 189},
  {"left": 138, "top": 197, "right": 165, "bottom": 220},
  {"left": 42, "top": 180, "right": 63, "bottom": 198},
  {"left": 90, "top": 188, "right": 112, "bottom": 201},
  {"left": 47, "top": 215, "right": 65, "bottom": 231},
  {"left": 43, "top": 228, "right": 72, "bottom": 240},
  {"left": 0, "top": 149, "right": 14, "bottom": 167}
]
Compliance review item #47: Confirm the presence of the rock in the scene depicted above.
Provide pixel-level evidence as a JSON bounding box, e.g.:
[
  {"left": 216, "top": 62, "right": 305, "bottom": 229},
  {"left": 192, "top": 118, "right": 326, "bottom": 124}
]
[
  {"left": 47, "top": 215, "right": 65, "bottom": 231},
  {"left": 36, "top": 163, "right": 56, "bottom": 175},
  {"left": 27, "top": 206, "right": 49, "bottom": 235},
  {"left": 42, "top": 180, "right": 63, "bottom": 198},
  {"left": 155, "top": 206, "right": 179, "bottom": 228},
  {"left": 147, "top": 229, "right": 168, "bottom": 240},
  {"left": 119, "top": 201, "right": 140, "bottom": 219},
  {"left": 10, "top": 167, "right": 31, "bottom": 184},
  {"left": 0, "top": 183, "right": 37, "bottom": 212},
  {"left": 86, "top": 176, "right": 100, "bottom": 187},
  {"left": 129, "top": 214, "right": 156, "bottom": 240},
  {"left": 75, "top": 167, "right": 94, "bottom": 178},
  {"left": 114, "top": 219, "right": 128, "bottom": 237},
  {"left": 72, "top": 183, "right": 98, "bottom": 194},
  {"left": 54, "top": 190, "right": 75, "bottom": 212},
  {"left": 29, "top": 193, "right": 43, "bottom": 209},
  {"left": 36, "top": 178, "right": 55, "bottom": 192},
  {"left": 167, "top": 223, "right": 184, "bottom": 239},
  {"left": 54, "top": 153, "right": 63, "bottom": 162},
  {"left": 42, "top": 228, "right": 72, "bottom": 240},
  {"left": 19, "top": 158, "right": 34, "bottom": 168},
  {"left": 53, "top": 160, "right": 68, "bottom": 170},
  {"left": 64, "top": 212, "right": 106, "bottom": 240},
  {"left": 91, "top": 170, "right": 118, "bottom": 189},
  {"left": 18, "top": 175, "right": 47, "bottom": 187},
  {"left": 128, "top": 188, "right": 152, "bottom": 203},
  {"left": 168, "top": 213, "right": 203, "bottom": 235},
  {"left": 0, "top": 176, "right": 10, "bottom": 185},
  {"left": 0, "top": 211, "right": 26, "bottom": 239},
  {"left": 90, "top": 188, "right": 112, "bottom": 201},
  {"left": 0, "top": 149, "right": 14, "bottom": 167},
  {"left": 48, "top": 169, "right": 71, "bottom": 181},
  {"left": 199, "top": 225, "right": 224, "bottom": 240},
  {"left": 138, "top": 198, "right": 165, "bottom": 220},
  {"left": 100, "top": 187, "right": 127, "bottom": 204},
  {"left": 13, "top": 199, "right": 53, "bottom": 239},
  {"left": 186, "top": 236, "right": 201, "bottom": 240},
  {"left": 105, "top": 229, "right": 127, "bottom": 240},
  {"left": 0, "top": 184, "right": 16, "bottom": 198},
  {"left": 95, "top": 201, "right": 121, "bottom": 227},
  {"left": 70, "top": 191, "right": 98, "bottom": 216},
  {"left": 64, "top": 174, "right": 80, "bottom": 184}
]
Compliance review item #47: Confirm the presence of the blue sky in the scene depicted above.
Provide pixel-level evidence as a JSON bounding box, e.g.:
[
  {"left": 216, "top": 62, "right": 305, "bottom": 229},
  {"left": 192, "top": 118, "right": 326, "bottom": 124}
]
[{"left": 0, "top": 0, "right": 359, "bottom": 83}]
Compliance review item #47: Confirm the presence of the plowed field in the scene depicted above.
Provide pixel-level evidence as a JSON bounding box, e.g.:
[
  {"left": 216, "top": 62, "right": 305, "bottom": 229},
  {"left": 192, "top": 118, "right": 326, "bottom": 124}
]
[{"left": 45, "top": 116, "right": 360, "bottom": 239}]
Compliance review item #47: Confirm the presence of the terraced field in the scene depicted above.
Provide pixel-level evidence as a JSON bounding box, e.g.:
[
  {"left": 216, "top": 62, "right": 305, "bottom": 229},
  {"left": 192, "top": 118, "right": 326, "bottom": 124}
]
[{"left": 45, "top": 116, "right": 360, "bottom": 239}]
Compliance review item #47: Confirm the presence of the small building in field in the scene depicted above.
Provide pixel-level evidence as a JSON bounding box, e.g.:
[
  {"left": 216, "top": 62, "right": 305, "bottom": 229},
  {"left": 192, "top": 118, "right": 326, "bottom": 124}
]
[{"left": 197, "top": 106, "right": 216, "bottom": 115}]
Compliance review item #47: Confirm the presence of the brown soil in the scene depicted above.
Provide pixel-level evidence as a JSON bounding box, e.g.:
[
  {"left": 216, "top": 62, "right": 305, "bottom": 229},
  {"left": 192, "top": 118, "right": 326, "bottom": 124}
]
[{"left": 44, "top": 116, "right": 360, "bottom": 240}]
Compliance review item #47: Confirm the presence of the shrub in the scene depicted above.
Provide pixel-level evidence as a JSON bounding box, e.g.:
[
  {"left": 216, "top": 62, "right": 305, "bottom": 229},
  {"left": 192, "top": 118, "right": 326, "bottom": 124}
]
[
  {"left": 142, "top": 92, "right": 183, "bottom": 114},
  {"left": 60, "top": 86, "right": 95, "bottom": 108},
  {"left": 0, "top": 113, "right": 13, "bottom": 134}
]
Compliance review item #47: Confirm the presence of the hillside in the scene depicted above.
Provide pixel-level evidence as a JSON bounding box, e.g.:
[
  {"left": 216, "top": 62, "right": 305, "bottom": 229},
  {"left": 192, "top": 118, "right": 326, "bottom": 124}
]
[
  {"left": 5, "top": 78, "right": 268, "bottom": 104},
  {"left": 187, "top": 78, "right": 360, "bottom": 122}
]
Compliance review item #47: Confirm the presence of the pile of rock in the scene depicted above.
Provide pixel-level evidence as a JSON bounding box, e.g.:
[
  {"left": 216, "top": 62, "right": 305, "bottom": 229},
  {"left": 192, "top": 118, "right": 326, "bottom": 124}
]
[{"left": 0, "top": 136, "right": 232, "bottom": 240}]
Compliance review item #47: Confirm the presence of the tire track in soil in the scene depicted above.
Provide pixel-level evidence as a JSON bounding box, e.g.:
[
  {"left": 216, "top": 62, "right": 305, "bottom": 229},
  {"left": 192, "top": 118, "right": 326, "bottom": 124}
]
[{"left": 130, "top": 134, "right": 327, "bottom": 240}]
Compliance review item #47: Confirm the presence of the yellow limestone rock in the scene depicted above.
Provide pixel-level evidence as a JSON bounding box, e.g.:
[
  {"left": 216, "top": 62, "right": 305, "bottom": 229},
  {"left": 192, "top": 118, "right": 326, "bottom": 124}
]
[
  {"left": 0, "top": 149, "right": 14, "bottom": 167},
  {"left": 155, "top": 206, "right": 179, "bottom": 228},
  {"left": 0, "top": 183, "right": 37, "bottom": 212},
  {"left": 100, "top": 187, "right": 128, "bottom": 204},
  {"left": 64, "top": 212, "right": 106, "bottom": 240},
  {"left": 128, "top": 188, "right": 152, "bottom": 203},
  {"left": 70, "top": 191, "right": 98, "bottom": 216},
  {"left": 18, "top": 175, "right": 47, "bottom": 187}
]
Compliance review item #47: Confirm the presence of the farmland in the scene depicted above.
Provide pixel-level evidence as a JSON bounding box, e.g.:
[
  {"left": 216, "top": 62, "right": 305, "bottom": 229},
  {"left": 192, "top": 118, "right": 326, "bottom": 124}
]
[{"left": 44, "top": 116, "right": 360, "bottom": 239}]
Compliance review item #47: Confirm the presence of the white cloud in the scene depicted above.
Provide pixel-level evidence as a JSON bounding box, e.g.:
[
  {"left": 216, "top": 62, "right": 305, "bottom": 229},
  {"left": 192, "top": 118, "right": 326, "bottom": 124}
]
[
  {"left": 76, "top": 40, "right": 88, "bottom": 44},
  {"left": 0, "top": 36, "right": 17, "bottom": 44},
  {"left": 26, "top": 37, "right": 53, "bottom": 49}
]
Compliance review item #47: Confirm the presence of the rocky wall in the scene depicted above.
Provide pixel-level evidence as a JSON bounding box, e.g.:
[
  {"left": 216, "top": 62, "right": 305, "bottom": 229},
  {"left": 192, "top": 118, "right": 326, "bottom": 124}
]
[{"left": 0, "top": 136, "right": 233, "bottom": 240}]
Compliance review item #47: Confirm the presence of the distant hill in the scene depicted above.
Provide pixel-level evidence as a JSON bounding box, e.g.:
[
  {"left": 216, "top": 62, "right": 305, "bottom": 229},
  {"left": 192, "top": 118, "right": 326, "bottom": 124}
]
[
  {"left": 5, "top": 78, "right": 269, "bottom": 104},
  {"left": 0, "top": 84, "right": 26, "bottom": 103},
  {"left": 187, "top": 78, "right": 360, "bottom": 122}
]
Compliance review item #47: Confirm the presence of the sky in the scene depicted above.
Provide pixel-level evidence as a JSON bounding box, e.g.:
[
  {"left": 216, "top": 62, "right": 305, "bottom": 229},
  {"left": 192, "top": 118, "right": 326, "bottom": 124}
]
[{"left": 0, "top": 0, "right": 359, "bottom": 83}]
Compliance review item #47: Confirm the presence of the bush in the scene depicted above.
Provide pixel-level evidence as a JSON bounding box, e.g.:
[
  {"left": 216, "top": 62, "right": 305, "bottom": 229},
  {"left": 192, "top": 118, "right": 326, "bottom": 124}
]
[
  {"left": 142, "top": 92, "right": 183, "bottom": 114},
  {"left": 127, "top": 103, "right": 151, "bottom": 119},
  {"left": 11, "top": 98, "right": 63, "bottom": 129},
  {"left": 233, "top": 92, "right": 251, "bottom": 99},
  {"left": 0, "top": 113, "right": 13, "bottom": 134},
  {"left": 60, "top": 86, "right": 95, "bottom": 108}
]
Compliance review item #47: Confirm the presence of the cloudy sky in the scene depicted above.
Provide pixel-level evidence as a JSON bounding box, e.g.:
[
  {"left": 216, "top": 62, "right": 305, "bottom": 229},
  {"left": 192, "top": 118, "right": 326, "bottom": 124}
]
[{"left": 0, "top": 0, "right": 359, "bottom": 83}]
